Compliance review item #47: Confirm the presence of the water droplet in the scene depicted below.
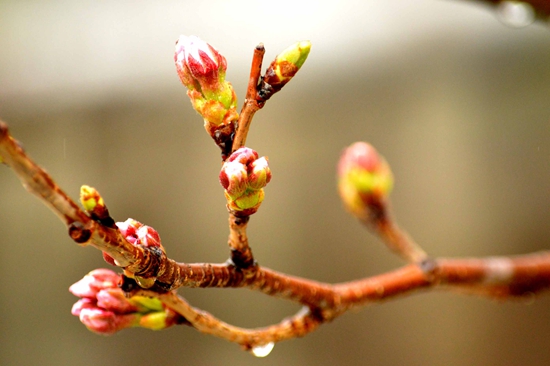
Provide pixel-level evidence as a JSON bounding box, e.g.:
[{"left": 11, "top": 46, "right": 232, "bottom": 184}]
[
  {"left": 497, "top": 1, "right": 535, "bottom": 28},
  {"left": 251, "top": 342, "right": 275, "bottom": 358}
]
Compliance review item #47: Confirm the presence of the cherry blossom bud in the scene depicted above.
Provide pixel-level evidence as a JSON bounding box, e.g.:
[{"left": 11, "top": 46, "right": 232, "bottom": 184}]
[
  {"left": 112, "top": 219, "right": 165, "bottom": 288},
  {"left": 69, "top": 269, "right": 120, "bottom": 298},
  {"left": 175, "top": 35, "right": 238, "bottom": 133},
  {"left": 248, "top": 157, "right": 271, "bottom": 190},
  {"left": 96, "top": 288, "right": 140, "bottom": 314},
  {"left": 69, "top": 269, "right": 183, "bottom": 335},
  {"left": 259, "top": 41, "right": 311, "bottom": 101},
  {"left": 219, "top": 147, "right": 271, "bottom": 216},
  {"left": 337, "top": 142, "right": 393, "bottom": 218},
  {"left": 78, "top": 307, "right": 138, "bottom": 335},
  {"left": 175, "top": 35, "right": 226, "bottom": 95}
]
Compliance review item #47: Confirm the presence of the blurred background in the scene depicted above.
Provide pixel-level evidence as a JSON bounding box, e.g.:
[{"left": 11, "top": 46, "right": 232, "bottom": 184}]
[{"left": 1, "top": 1, "right": 550, "bottom": 365}]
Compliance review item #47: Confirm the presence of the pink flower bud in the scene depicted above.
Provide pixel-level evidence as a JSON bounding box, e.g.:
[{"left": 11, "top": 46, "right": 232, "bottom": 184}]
[
  {"left": 175, "top": 35, "right": 226, "bottom": 95},
  {"left": 248, "top": 157, "right": 271, "bottom": 190},
  {"left": 337, "top": 142, "right": 393, "bottom": 217},
  {"left": 219, "top": 161, "right": 248, "bottom": 196},
  {"left": 69, "top": 269, "right": 120, "bottom": 298},
  {"left": 78, "top": 307, "right": 138, "bottom": 335},
  {"left": 96, "top": 288, "right": 140, "bottom": 314},
  {"left": 219, "top": 147, "right": 271, "bottom": 215},
  {"left": 71, "top": 298, "right": 95, "bottom": 317},
  {"left": 69, "top": 269, "right": 181, "bottom": 335},
  {"left": 175, "top": 35, "right": 238, "bottom": 131},
  {"left": 115, "top": 218, "right": 163, "bottom": 249}
]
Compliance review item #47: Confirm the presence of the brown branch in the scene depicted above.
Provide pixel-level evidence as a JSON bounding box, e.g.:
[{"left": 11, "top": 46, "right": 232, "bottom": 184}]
[
  {"left": 2, "top": 118, "right": 550, "bottom": 351},
  {"left": 227, "top": 213, "right": 256, "bottom": 273},
  {"left": 231, "top": 44, "right": 265, "bottom": 153},
  {"left": 136, "top": 252, "right": 550, "bottom": 349},
  {"left": 135, "top": 290, "right": 323, "bottom": 351},
  {"left": 357, "top": 199, "right": 428, "bottom": 263}
]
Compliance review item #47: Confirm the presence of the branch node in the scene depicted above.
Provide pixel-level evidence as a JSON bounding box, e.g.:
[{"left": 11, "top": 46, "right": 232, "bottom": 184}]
[{"left": 68, "top": 221, "right": 92, "bottom": 245}]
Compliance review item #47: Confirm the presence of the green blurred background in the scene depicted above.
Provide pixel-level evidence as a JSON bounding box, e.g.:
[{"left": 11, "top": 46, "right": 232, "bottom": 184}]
[{"left": 1, "top": 1, "right": 550, "bottom": 365}]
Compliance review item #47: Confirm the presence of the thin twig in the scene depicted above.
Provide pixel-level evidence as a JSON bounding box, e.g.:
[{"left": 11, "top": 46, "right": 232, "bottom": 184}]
[
  {"left": 227, "top": 213, "right": 256, "bottom": 273},
  {"left": 136, "top": 290, "right": 323, "bottom": 351},
  {"left": 232, "top": 44, "right": 265, "bottom": 152}
]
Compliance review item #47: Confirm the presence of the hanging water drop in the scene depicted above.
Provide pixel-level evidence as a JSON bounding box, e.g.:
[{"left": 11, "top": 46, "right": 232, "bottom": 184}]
[
  {"left": 251, "top": 342, "right": 275, "bottom": 357},
  {"left": 497, "top": 1, "right": 535, "bottom": 28}
]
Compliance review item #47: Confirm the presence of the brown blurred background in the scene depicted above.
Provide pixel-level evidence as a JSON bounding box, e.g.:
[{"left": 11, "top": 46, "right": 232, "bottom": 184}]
[{"left": 1, "top": 1, "right": 550, "bottom": 365}]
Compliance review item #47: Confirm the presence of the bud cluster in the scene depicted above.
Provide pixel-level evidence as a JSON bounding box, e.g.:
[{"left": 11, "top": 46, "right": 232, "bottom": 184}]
[
  {"left": 337, "top": 142, "right": 393, "bottom": 219},
  {"left": 69, "top": 269, "right": 183, "bottom": 335},
  {"left": 219, "top": 147, "right": 271, "bottom": 216},
  {"left": 101, "top": 218, "right": 164, "bottom": 269},
  {"left": 175, "top": 35, "right": 238, "bottom": 135}
]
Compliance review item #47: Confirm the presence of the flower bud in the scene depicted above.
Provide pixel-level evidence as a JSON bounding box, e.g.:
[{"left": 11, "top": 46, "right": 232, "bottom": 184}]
[
  {"left": 96, "top": 288, "right": 140, "bottom": 314},
  {"left": 259, "top": 41, "right": 311, "bottom": 101},
  {"left": 219, "top": 147, "right": 271, "bottom": 216},
  {"left": 78, "top": 307, "right": 138, "bottom": 335},
  {"left": 175, "top": 35, "right": 226, "bottom": 94},
  {"left": 69, "top": 269, "right": 183, "bottom": 335},
  {"left": 248, "top": 157, "right": 270, "bottom": 190},
  {"left": 337, "top": 142, "right": 393, "bottom": 218},
  {"left": 113, "top": 219, "right": 165, "bottom": 288},
  {"left": 69, "top": 268, "right": 120, "bottom": 298},
  {"left": 175, "top": 35, "right": 239, "bottom": 134}
]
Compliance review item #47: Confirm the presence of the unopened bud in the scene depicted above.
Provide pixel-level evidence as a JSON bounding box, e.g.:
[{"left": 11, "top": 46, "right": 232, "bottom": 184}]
[
  {"left": 115, "top": 219, "right": 163, "bottom": 249},
  {"left": 113, "top": 219, "right": 165, "bottom": 288},
  {"left": 80, "top": 185, "right": 115, "bottom": 227},
  {"left": 175, "top": 35, "right": 238, "bottom": 134},
  {"left": 69, "top": 268, "right": 120, "bottom": 299},
  {"left": 175, "top": 35, "right": 226, "bottom": 94},
  {"left": 69, "top": 269, "right": 183, "bottom": 334},
  {"left": 259, "top": 41, "right": 311, "bottom": 101},
  {"left": 78, "top": 307, "right": 138, "bottom": 335},
  {"left": 337, "top": 142, "right": 393, "bottom": 219},
  {"left": 219, "top": 147, "right": 271, "bottom": 216}
]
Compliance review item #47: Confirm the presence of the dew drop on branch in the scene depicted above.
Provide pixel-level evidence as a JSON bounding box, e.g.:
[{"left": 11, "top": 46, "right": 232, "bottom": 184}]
[
  {"left": 251, "top": 342, "right": 275, "bottom": 358},
  {"left": 497, "top": 1, "right": 535, "bottom": 28}
]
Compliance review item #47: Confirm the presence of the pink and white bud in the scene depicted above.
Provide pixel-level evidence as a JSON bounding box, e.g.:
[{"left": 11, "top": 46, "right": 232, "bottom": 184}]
[
  {"left": 102, "top": 219, "right": 163, "bottom": 267},
  {"left": 175, "top": 35, "right": 227, "bottom": 95},
  {"left": 219, "top": 161, "right": 248, "bottom": 197},
  {"left": 248, "top": 157, "right": 272, "bottom": 190},
  {"left": 78, "top": 307, "right": 138, "bottom": 335},
  {"left": 219, "top": 147, "right": 271, "bottom": 215},
  {"left": 117, "top": 218, "right": 158, "bottom": 247},
  {"left": 69, "top": 269, "right": 120, "bottom": 298},
  {"left": 175, "top": 35, "right": 238, "bottom": 133},
  {"left": 96, "top": 288, "right": 140, "bottom": 314},
  {"left": 69, "top": 269, "right": 182, "bottom": 335}
]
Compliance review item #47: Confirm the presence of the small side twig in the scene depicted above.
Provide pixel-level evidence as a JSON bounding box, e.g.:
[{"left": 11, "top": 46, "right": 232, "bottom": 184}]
[
  {"left": 358, "top": 198, "right": 428, "bottom": 264},
  {"left": 232, "top": 44, "right": 265, "bottom": 153}
]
